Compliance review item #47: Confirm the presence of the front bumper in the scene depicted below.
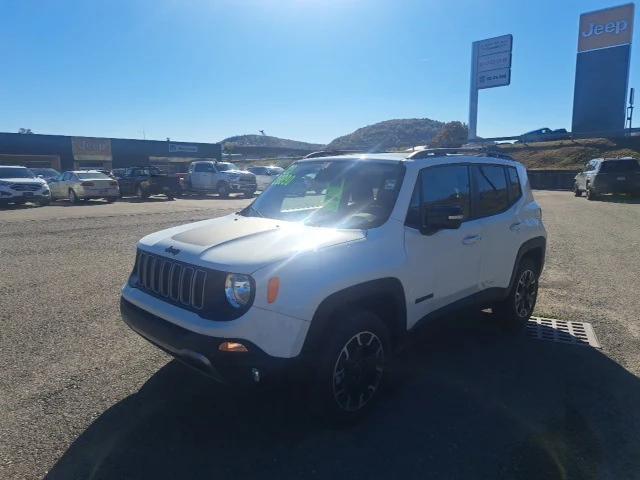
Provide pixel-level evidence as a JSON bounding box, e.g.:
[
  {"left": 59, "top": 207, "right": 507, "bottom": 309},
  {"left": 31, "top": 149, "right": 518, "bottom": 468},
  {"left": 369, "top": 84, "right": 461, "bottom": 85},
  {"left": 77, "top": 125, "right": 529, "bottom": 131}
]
[
  {"left": 230, "top": 182, "right": 257, "bottom": 192},
  {"left": 121, "top": 297, "right": 301, "bottom": 384},
  {"left": 0, "top": 189, "right": 50, "bottom": 203}
]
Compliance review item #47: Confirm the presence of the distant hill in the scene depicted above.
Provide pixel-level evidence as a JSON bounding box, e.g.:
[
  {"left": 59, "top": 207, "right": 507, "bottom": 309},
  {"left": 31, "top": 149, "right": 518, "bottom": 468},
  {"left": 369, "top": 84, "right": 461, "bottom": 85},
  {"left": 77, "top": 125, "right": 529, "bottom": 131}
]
[
  {"left": 222, "top": 134, "right": 324, "bottom": 151},
  {"left": 327, "top": 118, "right": 445, "bottom": 151}
]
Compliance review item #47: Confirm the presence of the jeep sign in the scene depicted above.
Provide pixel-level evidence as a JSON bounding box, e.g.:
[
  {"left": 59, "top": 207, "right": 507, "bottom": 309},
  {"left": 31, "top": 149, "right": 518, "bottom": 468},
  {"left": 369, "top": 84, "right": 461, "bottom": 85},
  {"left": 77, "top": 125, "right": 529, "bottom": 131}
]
[{"left": 578, "top": 3, "right": 634, "bottom": 52}]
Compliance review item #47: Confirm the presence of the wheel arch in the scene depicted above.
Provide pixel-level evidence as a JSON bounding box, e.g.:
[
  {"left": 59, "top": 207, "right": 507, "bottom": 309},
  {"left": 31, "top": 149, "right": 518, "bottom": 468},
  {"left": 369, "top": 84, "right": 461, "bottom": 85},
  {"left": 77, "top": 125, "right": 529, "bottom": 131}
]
[
  {"left": 507, "top": 236, "right": 546, "bottom": 293},
  {"left": 301, "top": 278, "right": 407, "bottom": 358}
]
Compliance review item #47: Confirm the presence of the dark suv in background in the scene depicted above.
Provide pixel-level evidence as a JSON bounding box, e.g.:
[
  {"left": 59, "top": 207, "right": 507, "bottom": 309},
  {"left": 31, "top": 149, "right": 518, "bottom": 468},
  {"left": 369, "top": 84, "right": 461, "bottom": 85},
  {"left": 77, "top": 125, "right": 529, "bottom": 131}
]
[{"left": 574, "top": 158, "right": 640, "bottom": 200}]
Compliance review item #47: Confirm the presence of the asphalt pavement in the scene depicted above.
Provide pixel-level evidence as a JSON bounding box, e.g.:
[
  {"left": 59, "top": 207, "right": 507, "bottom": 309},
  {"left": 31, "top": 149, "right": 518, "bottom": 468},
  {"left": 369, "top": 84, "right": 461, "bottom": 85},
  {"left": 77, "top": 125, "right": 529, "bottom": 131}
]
[{"left": 1, "top": 191, "right": 639, "bottom": 480}]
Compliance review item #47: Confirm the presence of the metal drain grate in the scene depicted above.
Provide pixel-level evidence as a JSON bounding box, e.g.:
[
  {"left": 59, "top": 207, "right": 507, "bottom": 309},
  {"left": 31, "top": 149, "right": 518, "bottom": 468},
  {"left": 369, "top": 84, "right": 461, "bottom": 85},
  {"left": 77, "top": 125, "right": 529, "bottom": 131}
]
[{"left": 526, "top": 316, "right": 601, "bottom": 348}]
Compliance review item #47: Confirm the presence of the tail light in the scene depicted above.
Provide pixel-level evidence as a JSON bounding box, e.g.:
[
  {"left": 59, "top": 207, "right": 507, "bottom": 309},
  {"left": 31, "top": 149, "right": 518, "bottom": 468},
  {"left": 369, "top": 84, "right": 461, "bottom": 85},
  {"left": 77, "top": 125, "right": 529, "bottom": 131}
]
[
  {"left": 81, "top": 181, "right": 94, "bottom": 186},
  {"left": 109, "top": 181, "right": 118, "bottom": 186}
]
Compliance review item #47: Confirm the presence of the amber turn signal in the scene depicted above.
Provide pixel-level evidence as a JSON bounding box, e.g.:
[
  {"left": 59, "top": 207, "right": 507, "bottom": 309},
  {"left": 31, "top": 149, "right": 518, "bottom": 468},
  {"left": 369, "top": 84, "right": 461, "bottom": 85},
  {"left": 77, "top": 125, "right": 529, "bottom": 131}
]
[
  {"left": 267, "top": 277, "right": 280, "bottom": 304},
  {"left": 218, "top": 341, "right": 248, "bottom": 352}
]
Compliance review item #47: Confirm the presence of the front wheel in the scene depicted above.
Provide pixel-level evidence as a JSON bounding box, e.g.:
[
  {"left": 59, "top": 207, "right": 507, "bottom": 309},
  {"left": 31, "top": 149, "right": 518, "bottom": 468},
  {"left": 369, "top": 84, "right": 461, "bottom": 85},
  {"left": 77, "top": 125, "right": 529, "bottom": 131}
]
[
  {"left": 494, "top": 258, "right": 539, "bottom": 330},
  {"left": 106, "top": 197, "right": 118, "bottom": 203},
  {"left": 586, "top": 186, "right": 597, "bottom": 201},
  {"left": 312, "top": 310, "right": 389, "bottom": 423},
  {"left": 217, "top": 182, "right": 230, "bottom": 198},
  {"left": 243, "top": 190, "right": 255, "bottom": 199},
  {"left": 573, "top": 183, "right": 582, "bottom": 197},
  {"left": 38, "top": 199, "right": 51, "bottom": 207},
  {"left": 136, "top": 185, "right": 149, "bottom": 199},
  {"left": 69, "top": 189, "right": 80, "bottom": 204}
]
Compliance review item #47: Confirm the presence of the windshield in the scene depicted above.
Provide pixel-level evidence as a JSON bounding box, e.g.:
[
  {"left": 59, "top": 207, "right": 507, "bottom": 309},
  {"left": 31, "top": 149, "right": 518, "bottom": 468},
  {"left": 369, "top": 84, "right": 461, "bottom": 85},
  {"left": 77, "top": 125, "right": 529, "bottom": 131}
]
[
  {"left": 0, "top": 167, "right": 35, "bottom": 179},
  {"left": 30, "top": 168, "right": 59, "bottom": 177},
  {"left": 599, "top": 160, "right": 640, "bottom": 173},
  {"left": 217, "top": 162, "right": 238, "bottom": 171},
  {"left": 76, "top": 172, "right": 111, "bottom": 180},
  {"left": 241, "top": 160, "right": 404, "bottom": 229}
]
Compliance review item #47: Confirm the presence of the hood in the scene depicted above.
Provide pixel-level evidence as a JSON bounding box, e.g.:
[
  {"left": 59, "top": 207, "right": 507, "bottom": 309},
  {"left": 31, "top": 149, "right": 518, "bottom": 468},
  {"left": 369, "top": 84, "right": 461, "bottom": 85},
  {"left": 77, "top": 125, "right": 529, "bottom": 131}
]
[
  {"left": 138, "top": 214, "right": 365, "bottom": 273},
  {"left": 0, "top": 177, "right": 46, "bottom": 185}
]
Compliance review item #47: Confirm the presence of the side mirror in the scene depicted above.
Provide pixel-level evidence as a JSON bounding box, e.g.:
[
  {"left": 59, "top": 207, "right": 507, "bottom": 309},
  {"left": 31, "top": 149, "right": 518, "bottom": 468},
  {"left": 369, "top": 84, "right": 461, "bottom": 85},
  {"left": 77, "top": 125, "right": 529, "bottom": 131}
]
[{"left": 420, "top": 204, "right": 464, "bottom": 234}]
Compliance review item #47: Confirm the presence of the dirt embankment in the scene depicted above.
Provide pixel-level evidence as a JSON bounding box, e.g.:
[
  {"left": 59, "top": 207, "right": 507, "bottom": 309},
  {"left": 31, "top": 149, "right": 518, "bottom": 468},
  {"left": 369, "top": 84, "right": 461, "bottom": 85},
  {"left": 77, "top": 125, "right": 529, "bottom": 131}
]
[{"left": 497, "top": 137, "right": 640, "bottom": 170}]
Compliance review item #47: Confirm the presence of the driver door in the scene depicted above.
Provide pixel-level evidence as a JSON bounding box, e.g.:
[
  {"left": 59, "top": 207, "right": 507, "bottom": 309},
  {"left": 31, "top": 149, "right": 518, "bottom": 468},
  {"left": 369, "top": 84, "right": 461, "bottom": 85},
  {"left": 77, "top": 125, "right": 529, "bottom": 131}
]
[{"left": 403, "top": 164, "right": 483, "bottom": 327}]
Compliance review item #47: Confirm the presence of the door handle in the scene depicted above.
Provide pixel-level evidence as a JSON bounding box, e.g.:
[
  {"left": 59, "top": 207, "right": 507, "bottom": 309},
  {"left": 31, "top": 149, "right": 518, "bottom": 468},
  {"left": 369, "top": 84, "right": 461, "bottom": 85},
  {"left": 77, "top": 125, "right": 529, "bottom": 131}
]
[
  {"left": 510, "top": 222, "right": 522, "bottom": 232},
  {"left": 462, "top": 234, "right": 482, "bottom": 245}
]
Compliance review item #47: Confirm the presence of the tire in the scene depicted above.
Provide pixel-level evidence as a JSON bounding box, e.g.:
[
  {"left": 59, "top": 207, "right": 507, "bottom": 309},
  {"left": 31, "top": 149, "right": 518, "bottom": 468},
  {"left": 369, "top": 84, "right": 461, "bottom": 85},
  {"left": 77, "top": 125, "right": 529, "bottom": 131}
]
[
  {"left": 573, "top": 183, "right": 582, "bottom": 197},
  {"left": 494, "top": 257, "right": 539, "bottom": 330},
  {"left": 38, "top": 199, "right": 51, "bottom": 207},
  {"left": 311, "top": 310, "right": 390, "bottom": 423},
  {"left": 136, "top": 185, "right": 149, "bottom": 200},
  {"left": 106, "top": 197, "right": 117, "bottom": 203},
  {"left": 217, "top": 182, "right": 230, "bottom": 198},
  {"left": 586, "top": 185, "right": 597, "bottom": 201},
  {"left": 69, "top": 189, "right": 80, "bottom": 204},
  {"left": 243, "top": 190, "right": 255, "bottom": 199}
]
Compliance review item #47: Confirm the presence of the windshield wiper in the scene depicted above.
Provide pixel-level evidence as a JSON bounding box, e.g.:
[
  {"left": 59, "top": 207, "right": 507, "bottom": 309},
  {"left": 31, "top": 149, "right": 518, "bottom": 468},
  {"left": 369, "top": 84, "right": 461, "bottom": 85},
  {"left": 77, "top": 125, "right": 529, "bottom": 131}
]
[{"left": 241, "top": 204, "right": 264, "bottom": 218}]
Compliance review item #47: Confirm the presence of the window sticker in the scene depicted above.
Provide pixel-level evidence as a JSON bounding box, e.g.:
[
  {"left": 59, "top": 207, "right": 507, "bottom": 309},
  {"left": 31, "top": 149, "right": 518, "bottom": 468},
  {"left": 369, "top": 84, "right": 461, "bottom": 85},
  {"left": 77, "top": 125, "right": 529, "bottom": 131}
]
[
  {"left": 272, "top": 165, "right": 297, "bottom": 186},
  {"left": 322, "top": 179, "right": 345, "bottom": 212}
]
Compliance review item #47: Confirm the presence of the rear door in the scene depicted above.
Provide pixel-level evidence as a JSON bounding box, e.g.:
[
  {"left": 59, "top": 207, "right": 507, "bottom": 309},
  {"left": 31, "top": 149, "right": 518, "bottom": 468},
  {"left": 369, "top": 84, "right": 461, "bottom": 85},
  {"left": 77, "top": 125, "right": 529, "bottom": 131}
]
[
  {"left": 117, "top": 168, "right": 136, "bottom": 195},
  {"left": 472, "top": 164, "right": 522, "bottom": 291}
]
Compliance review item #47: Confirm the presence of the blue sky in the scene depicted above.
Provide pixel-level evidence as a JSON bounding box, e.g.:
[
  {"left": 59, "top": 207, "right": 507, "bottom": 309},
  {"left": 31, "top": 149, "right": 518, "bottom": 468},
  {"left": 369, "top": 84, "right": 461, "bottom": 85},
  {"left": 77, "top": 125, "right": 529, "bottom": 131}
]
[{"left": 1, "top": 0, "right": 637, "bottom": 144}]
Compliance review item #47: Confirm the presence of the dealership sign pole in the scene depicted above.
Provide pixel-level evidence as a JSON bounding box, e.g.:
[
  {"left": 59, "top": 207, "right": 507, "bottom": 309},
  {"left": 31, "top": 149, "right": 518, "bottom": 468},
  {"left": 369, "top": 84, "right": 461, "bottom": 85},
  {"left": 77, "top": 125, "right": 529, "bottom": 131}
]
[{"left": 468, "top": 34, "right": 513, "bottom": 140}]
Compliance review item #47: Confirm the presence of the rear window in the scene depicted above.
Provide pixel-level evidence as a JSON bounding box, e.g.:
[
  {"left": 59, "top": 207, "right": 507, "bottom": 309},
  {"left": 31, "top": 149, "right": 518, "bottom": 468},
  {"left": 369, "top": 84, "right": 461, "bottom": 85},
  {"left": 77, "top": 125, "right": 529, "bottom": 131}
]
[
  {"left": 77, "top": 172, "right": 111, "bottom": 180},
  {"left": 599, "top": 160, "right": 640, "bottom": 173}
]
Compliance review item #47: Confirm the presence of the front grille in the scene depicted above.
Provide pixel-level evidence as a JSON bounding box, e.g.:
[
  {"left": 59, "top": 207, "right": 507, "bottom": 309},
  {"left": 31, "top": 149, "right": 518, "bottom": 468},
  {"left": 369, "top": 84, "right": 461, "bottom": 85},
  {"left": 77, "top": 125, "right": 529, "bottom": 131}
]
[
  {"left": 136, "top": 251, "right": 207, "bottom": 310},
  {"left": 240, "top": 176, "right": 256, "bottom": 184},
  {"left": 11, "top": 183, "right": 41, "bottom": 191}
]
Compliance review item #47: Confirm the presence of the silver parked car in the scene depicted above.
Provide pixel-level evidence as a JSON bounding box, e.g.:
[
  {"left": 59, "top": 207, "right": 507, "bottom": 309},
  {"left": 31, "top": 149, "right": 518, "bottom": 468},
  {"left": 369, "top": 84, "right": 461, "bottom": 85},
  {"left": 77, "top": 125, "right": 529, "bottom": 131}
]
[{"left": 49, "top": 170, "right": 120, "bottom": 203}]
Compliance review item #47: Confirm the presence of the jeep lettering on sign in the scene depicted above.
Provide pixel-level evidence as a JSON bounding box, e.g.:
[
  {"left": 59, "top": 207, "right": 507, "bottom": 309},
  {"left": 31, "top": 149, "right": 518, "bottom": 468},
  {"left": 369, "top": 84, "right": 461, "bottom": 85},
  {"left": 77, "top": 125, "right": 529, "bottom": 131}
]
[{"left": 578, "top": 3, "right": 634, "bottom": 53}]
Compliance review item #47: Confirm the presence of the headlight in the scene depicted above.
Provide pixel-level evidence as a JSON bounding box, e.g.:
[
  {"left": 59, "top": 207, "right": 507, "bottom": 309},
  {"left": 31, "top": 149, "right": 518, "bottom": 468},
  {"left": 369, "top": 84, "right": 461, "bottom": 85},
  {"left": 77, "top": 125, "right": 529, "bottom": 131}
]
[
  {"left": 224, "top": 273, "right": 253, "bottom": 308},
  {"left": 0, "top": 180, "right": 10, "bottom": 187}
]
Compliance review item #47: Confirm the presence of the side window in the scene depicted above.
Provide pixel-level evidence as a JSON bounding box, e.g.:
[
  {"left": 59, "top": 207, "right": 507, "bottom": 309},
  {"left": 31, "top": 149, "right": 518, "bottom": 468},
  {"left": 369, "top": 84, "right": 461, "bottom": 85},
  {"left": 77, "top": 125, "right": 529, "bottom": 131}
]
[
  {"left": 506, "top": 166, "right": 522, "bottom": 205},
  {"left": 62, "top": 172, "right": 71, "bottom": 181},
  {"left": 405, "top": 176, "right": 421, "bottom": 228},
  {"left": 473, "top": 164, "right": 508, "bottom": 217},
  {"left": 405, "top": 165, "right": 471, "bottom": 228},
  {"left": 194, "top": 164, "right": 207, "bottom": 172},
  {"left": 422, "top": 165, "right": 470, "bottom": 218}
]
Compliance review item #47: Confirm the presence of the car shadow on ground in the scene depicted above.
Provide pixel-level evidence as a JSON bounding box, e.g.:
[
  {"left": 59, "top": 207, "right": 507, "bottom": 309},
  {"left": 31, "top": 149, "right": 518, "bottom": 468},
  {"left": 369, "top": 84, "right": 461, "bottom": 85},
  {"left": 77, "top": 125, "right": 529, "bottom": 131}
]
[
  {"left": 117, "top": 196, "right": 176, "bottom": 203},
  {"left": 588, "top": 194, "right": 640, "bottom": 204},
  {"left": 47, "top": 311, "right": 640, "bottom": 480}
]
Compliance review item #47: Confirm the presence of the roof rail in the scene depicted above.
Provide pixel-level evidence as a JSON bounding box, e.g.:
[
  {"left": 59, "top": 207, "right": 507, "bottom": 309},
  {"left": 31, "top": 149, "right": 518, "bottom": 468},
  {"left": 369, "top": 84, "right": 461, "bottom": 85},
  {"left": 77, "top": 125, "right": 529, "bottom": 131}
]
[
  {"left": 303, "top": 149, "right": 364, "bottom": 159},
  {"left": 407, "top": 146, "right": 513, "bottom": 160}
]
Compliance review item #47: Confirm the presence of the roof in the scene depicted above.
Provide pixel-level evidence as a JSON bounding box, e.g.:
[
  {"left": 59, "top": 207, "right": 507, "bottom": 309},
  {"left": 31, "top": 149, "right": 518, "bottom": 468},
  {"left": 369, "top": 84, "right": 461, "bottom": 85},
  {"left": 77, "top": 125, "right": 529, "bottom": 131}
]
[{"left": 297, "top": 147, "right": 517, "bottom": 164}]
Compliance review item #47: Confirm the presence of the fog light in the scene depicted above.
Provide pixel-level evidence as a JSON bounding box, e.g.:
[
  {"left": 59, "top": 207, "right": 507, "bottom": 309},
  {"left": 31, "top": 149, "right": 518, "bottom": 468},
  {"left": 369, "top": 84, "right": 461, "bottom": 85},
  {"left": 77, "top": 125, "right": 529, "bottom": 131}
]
[
  {"left": 251, "top": 368, "right": 261, "bottom": 383},
  {"left": 219, "top": 341, "right": 248, "bottom": 353}
]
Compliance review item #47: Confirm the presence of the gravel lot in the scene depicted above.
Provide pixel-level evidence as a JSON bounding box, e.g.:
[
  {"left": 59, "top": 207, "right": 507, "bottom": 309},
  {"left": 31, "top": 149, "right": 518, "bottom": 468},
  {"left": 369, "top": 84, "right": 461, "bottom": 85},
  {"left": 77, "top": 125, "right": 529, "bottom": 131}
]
[{"left": 1, "top": 191, "right": 640, "bottom": 480}]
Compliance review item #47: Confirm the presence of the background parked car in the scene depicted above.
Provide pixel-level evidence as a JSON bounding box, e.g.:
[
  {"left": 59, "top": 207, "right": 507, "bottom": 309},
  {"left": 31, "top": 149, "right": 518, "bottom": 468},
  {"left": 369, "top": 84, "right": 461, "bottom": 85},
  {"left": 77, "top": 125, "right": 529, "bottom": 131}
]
[
  {"left": 187, "top": 161, "right": 256, "bottom": 198},
  {"left": 517, "top": 127, "right": 570, "bottom": 143},
  {"left": 49, "top": 170, "right": 119, "bottom": 203},
  {"left": 114, "top": 166, "right": 179, "bottom": 200},
  {"left": 29, "top": 167, "right": 60, "bottom": 183},
  {"left": 0, "top": 165, "right": 51, "bottom": 207},
  {"left": 574, "top": 157, "right": 640, "bottom": 200},
  {"left": 246, "top": 165, "right": 284, "bottom": 191}
]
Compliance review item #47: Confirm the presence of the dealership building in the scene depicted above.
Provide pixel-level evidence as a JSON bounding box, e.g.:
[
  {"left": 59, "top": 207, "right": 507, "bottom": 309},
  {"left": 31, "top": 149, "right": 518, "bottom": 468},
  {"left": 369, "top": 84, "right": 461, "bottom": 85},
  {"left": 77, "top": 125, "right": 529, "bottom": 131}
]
[{"left": 0, "top": 132, "right": 222, "bottom": 174}]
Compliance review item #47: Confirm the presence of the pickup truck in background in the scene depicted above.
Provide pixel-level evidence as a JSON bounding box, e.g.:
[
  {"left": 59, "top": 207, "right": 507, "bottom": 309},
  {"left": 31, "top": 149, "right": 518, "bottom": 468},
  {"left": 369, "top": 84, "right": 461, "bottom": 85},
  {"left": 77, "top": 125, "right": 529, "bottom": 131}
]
[
  {"left": 115, "top": 166, "right": 180, "bottom": 200},
  {"left": 186, "top": 161, "right": 256, "bottom": 198}
]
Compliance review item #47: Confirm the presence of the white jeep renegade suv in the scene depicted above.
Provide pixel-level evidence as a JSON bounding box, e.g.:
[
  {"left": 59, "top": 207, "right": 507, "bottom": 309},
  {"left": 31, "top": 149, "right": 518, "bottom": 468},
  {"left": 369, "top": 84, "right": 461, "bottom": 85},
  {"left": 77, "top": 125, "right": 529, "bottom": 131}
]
[{"left": 121, "top": 149, "right": 546, "bottom": 419}]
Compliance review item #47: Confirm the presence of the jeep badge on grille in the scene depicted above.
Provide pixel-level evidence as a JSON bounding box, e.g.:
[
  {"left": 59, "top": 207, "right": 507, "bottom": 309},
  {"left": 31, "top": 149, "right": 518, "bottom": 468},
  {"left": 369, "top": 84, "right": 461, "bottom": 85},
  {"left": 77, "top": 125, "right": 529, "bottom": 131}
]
[{"left": 165, "top": 246, "right": 180, "bottom": 255}]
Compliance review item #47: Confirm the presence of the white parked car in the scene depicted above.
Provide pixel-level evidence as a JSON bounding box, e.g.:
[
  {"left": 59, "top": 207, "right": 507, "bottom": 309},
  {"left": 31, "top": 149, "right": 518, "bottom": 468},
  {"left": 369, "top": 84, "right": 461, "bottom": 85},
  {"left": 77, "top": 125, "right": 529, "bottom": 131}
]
[
  {"left": 49, "top": 170, "right": 120, "bottom": 203},
  {"left": 121, "top": 149, "right": 546, "bottom": 421},
  {"left": 247, "top": 165, "right": 284, "bottom": 191},
  {"left": 0, "top": 165, "right": 51, "bottom": 207}
]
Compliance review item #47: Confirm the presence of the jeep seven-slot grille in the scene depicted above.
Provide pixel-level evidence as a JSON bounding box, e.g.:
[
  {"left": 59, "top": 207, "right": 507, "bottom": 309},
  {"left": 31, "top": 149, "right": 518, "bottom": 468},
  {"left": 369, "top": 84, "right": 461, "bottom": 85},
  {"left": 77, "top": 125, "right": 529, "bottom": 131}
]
[{"left": 136, "top": 251, "right": 207, "bottom": 310}]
